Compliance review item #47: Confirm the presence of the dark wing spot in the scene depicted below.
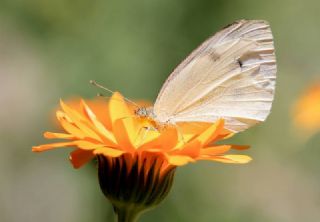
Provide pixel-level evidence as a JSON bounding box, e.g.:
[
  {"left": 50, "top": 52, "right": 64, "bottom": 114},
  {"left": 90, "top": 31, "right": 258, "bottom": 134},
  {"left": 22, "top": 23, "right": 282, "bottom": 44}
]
[
  {"left": 221, "top": 20, "right": 244, "bottom": 30},
  {"left": 222, "top": 20, "right": 240, "bottom": 29},
  {"left": 209, "top": 51, "right": 220, "bottom": 62},
  {"left": 237, "top": 58, "right": 243, "bottom": 67}
]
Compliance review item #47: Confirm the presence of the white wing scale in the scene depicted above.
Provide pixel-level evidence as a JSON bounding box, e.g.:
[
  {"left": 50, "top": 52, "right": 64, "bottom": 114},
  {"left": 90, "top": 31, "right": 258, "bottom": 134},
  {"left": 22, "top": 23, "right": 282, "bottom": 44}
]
[{"left": 153, "top": 20, "right": 277, "bottom": 132}]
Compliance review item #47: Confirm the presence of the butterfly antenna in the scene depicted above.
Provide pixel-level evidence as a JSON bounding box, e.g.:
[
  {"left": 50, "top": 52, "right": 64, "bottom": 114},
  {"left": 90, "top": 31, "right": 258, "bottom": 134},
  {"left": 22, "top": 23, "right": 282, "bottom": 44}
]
[{"left": 90, "top": 80, "right": 141, "bottom": 108}]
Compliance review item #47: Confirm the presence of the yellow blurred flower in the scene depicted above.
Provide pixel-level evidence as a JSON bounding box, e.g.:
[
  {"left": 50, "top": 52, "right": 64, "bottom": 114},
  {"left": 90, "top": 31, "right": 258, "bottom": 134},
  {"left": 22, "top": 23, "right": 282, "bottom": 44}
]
[{"left": 293, "top": 83, "right": 320, "bottom": 138}]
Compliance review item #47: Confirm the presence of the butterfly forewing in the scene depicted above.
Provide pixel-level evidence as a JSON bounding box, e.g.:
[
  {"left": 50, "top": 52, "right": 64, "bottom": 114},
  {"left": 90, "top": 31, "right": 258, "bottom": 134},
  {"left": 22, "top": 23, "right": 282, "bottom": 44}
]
[{"left": 153, "top": 20, "right": 276, "bottom": 132}]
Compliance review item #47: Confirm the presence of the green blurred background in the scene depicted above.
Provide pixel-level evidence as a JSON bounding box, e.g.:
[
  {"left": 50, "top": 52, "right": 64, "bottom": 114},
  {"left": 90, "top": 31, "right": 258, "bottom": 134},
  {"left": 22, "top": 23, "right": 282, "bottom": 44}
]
[{"left": 1, "top": 0, "right": 320, "bottom": 221}]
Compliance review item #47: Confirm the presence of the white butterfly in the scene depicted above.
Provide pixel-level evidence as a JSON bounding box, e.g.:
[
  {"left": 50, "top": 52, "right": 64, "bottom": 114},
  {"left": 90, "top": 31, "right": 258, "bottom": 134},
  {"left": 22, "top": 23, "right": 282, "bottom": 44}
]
[{"left": 135, "top": 20, "right": 276, "bottom": 132}]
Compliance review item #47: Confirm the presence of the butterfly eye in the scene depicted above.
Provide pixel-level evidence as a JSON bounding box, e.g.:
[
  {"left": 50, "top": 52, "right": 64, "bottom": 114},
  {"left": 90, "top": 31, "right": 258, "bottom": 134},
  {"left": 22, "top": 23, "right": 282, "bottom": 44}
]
[{"left": 135, "top": 107, "right": 147, "bottom": 117}]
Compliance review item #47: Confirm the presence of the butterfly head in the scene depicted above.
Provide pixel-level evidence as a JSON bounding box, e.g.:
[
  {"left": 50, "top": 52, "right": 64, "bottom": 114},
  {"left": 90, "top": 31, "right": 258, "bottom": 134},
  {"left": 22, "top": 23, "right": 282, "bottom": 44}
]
[{"left": 135, "top": 107, "right": 156, "bottom": 120}]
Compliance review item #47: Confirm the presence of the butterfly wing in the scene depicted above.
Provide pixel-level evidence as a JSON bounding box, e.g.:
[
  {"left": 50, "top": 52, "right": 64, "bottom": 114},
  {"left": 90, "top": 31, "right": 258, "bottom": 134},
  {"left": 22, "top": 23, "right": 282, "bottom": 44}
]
[{"left": 153, "top": 20, "right": 276, "bottom": 132}]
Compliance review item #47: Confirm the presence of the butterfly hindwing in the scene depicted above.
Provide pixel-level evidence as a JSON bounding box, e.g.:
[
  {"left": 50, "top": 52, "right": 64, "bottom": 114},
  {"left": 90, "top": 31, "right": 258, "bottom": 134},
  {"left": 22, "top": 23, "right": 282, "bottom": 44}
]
[{"left": 153, "top": 20, "right": 276, "bottom": 132}]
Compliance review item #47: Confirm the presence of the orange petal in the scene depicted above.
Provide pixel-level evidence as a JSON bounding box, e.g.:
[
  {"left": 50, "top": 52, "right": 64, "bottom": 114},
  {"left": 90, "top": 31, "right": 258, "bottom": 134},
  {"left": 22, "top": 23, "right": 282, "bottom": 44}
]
[
  {"left": 167, "top": 155, "right": 195, "bottom": 166},
  {"left": 73, "top": 140, "right": 106, "bottom": 150},
  {"left": 113, "top": 119, "right": 136, "bottom": 152},
  {"left": 172, "top": 140, "right": 201, "bottom": 158},
  {"left": 215, "top": 130, "right": 234, "bottom": 140},
  {"left": 200, "top": 145, "right": 232, "bottom": 156},
  {"left": 32, "top": 141, "right": 76, "bottom": 152},
  {"left": 60, "top": 99, "right": 86, "bottom": 122},
  {"left": 56, "top": 111, "right": 87, "bottom": 139},
  {"left": 93, "top": 147, "right": 124, "bottom": 157},
  {"left": 138, "top": 127, "right": 178, "bottom": 151},
  {"left": 109, "top": 92, "right": 134, "bottom": 126},
  {"left": 138, "top": 148, "right": 165, "bottom": 153},
  {"left": 80, "top": 100, "right": 117, "bottom": 145},
  {"left": 85, "top": 98, "right": 112, "bottom": 131},
  {"left": 177, "top": 122, "right": 211, "bottom": 135},
  {"left": 59, "top": 102, "right": 103, "bottom": 142},
  {"left": 69, "top": 149, "right": 95, "bottom": 169},
  {"left": 230, "top": 145, "right": 250, "bottom": 150},
  {"left": 134, "top": 126, "right": 161, "bottom": 148},
  {"left": 196, "top": 119, "right": 225, "bottom": 146},
  {"left": 44, "top": 132, "right": 75, "bottom": 139},
  {"left": 203, "top": 155, "right": 252, "bottom": 164}
]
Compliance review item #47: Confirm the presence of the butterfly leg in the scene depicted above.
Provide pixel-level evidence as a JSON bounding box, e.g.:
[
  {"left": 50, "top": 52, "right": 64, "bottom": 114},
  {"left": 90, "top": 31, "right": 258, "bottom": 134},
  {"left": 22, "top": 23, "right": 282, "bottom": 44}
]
[
  {"left": 175, "top": 124, "right": 186, "bottom": 144},
  {"left": 135, "top": 125, "right": 158, "bottom": 147}
]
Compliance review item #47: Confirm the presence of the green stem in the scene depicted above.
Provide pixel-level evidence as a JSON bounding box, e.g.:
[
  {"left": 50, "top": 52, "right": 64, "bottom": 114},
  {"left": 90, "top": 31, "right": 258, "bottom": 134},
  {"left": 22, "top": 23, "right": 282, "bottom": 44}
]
[{"left": 114, "top": 206, "right": 141, "bottom": 222}]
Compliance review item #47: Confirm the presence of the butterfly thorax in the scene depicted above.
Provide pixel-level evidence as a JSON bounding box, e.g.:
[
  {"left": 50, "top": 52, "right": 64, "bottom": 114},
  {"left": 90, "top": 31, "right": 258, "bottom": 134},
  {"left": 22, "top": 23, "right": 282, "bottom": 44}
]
[{"left": 135, "top": 107, "right": 173, "bottom": 129}]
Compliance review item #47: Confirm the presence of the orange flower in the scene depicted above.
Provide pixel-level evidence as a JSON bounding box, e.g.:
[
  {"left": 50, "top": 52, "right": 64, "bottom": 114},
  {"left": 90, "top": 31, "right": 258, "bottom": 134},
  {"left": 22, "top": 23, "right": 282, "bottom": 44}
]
[
  {"left": 33, "top": 92, "right": 251, "bottom": 168},
  {"left": 293, "top": 83, "right": 320, "bottom": 138},
  {"left": 33, "top": 92, "right": 251, "bottom": 221}
]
